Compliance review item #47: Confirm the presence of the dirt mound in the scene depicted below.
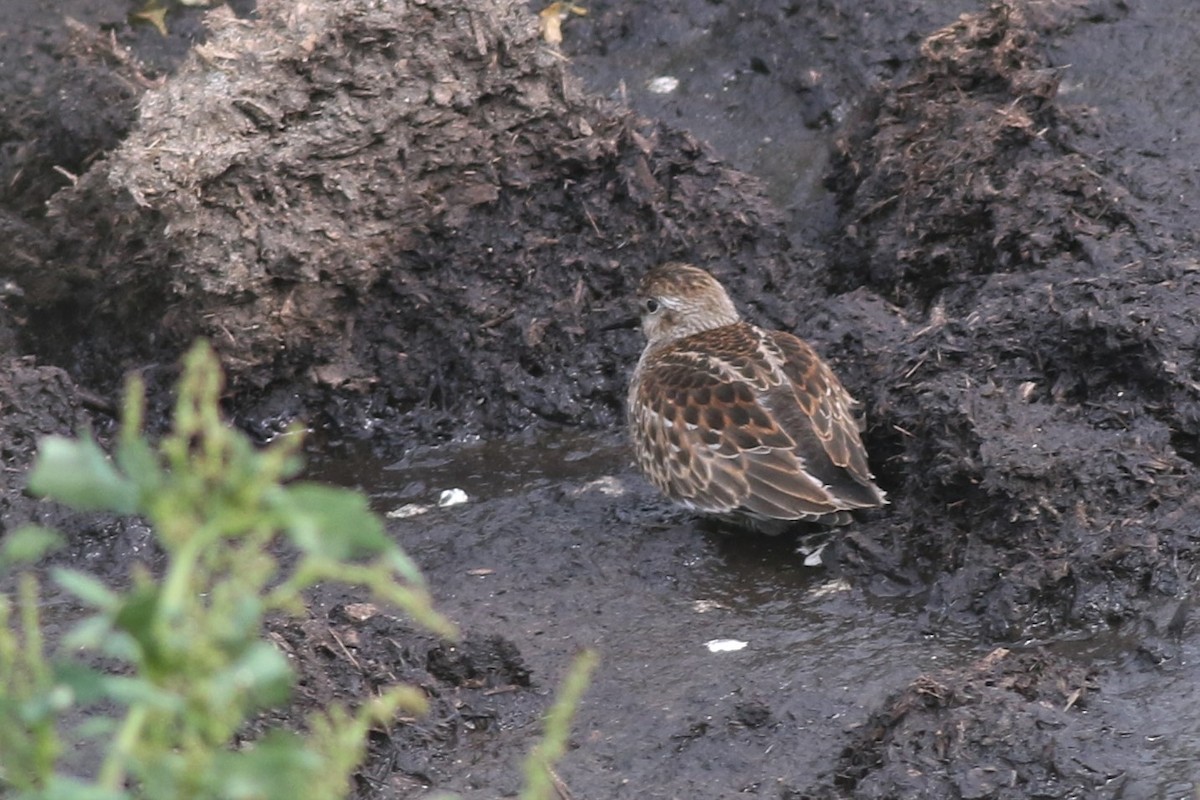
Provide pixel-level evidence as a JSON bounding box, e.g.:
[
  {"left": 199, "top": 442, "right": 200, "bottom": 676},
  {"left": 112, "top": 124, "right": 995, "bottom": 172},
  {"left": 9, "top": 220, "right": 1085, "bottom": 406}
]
[
  {"left": 802, "top": 648, "right": 1126, "bottom": 799},
  {"left": 28, "top": 0, "right": 795, "bottom": 442},
  {"left": 261, "top": 599, "right": 547, "bottom": 798},
  {"left": 0, "top": 357, "right": 86, "bottom": 515},
  {"left": 0, "top": 21, "right": 139, "bottom": 220},
  {"left": 826, "top": 3, "right": 1151, "bottom": 310},
  {"left": 820, "top": 2, "right": 1200, "bottom": 638},
  {"left": 0, "top": 346, "right": 161, "bottom": 588}
]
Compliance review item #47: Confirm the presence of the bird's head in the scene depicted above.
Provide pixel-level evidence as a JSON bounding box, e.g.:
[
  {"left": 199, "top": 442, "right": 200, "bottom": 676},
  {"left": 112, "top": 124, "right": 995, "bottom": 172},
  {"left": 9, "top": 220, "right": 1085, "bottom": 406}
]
[{"left": 636, "top": 263, "right": 740, "bottom": 347}]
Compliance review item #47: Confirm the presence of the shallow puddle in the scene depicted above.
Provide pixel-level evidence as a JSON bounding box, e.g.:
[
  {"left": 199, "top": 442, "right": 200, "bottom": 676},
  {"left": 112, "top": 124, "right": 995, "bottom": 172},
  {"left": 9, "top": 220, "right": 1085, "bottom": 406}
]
[
  {"left": 312, "top": 434, "right": 986, "bottom": 795},
  {"left": 306, "top": 432, "right": 1200, "bottom": 797}
]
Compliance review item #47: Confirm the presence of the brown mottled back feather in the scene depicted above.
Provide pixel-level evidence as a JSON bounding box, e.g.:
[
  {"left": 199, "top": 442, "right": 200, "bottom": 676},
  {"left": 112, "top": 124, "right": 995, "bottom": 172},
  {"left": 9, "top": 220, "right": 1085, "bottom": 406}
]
[{"left": 629, "top": 322, "right": 885, "bottom": 523}]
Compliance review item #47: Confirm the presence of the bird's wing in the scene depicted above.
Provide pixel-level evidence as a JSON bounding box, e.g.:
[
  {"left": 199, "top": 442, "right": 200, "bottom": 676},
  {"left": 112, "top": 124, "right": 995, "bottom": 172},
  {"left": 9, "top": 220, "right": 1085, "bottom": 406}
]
[
  {"left": 631, "top": 326, "right": 847, "bottom": 519},
  {"left": 763, "top": 330, "right": 884, "bottom": 505}
]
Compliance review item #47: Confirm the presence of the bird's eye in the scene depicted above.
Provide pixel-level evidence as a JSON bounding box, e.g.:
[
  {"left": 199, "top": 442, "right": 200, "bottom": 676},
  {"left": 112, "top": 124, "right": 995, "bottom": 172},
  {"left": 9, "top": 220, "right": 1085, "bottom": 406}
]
[{"left": 644, "top": 298, "right": 660, "bottom": 314}]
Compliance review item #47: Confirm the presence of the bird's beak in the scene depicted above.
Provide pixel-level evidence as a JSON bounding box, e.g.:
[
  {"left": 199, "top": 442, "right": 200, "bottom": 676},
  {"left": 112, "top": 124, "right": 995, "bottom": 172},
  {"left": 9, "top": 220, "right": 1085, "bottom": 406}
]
[{"left": 600, "top": 314, "right": 640, "bottom": 332}]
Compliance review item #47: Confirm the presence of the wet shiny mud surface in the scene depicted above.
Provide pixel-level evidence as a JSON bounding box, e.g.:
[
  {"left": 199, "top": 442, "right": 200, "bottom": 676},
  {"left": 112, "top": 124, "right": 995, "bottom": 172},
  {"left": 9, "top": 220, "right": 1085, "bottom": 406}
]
[
  {"left": 301, "top": 433, "right": 1199, "bottom": 798},
  {"left": 307, "top": 435, "right": 964, "bottom": 797}
]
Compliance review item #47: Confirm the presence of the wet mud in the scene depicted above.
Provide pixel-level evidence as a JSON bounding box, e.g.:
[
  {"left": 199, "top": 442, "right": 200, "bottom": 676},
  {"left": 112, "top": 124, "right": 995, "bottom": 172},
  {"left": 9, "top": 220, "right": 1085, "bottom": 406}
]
[{"left": 2, "top": 0, "right": 1200, "bottom": 796}]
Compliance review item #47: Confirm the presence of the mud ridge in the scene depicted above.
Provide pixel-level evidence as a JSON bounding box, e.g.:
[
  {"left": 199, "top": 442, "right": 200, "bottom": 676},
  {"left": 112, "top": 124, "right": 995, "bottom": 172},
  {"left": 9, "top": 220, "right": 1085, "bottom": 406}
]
[
  {"left": 802, "top": 648, "right": 1125, "bottom": 799},
  {"left": 23, "top": 0, "right": 802, "bottom": 444},
  {"left": 821, "top": 2, "right": 1200, "bottom": 639}
]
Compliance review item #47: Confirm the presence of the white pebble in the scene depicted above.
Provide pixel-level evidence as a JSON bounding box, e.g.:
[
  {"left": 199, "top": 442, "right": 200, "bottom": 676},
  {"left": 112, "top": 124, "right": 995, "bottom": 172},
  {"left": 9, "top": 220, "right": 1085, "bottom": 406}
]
[
  {"left": 647, "top": 76, "right": 680, "bottom": 94},
  {"left": 437, "top": 488, "right": 469, "bottom": 507},
  {"left": 387, "top": 503, "right": 431, "bottom": 519}
]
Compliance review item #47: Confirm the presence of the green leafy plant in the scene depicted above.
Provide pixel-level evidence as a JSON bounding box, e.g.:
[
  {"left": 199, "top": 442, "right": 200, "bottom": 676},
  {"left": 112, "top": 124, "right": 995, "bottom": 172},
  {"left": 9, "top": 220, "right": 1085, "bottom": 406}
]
[
  {"left": 0, "top": 340, "right": 455, "bottom": 799},
  {"left": 519, "top": 649, "right": 598, "bottom": 800}
]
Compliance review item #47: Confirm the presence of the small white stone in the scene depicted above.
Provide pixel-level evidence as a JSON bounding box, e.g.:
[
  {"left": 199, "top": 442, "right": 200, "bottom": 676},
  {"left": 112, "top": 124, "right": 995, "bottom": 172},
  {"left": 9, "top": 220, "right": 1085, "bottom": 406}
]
[
  {"left": 810, "top": 578, "right": 853, "bottom": 598},
  {"left": 705, "top": 638, "right": 748, "bottom": 653},
  {"left": 387, "top": 503, "right": 431, "bottom": 519},
  {"left": 571, "top": 476, "right": 626, "bottom": 497},
  {"left": 692, "top": 599, "right": 727, "bottom": 613},
  {"left": 438, "top": 488, "right": 469, "bottom": 507},
  {"left": 798, "top": 541, "right": 828, "bottom": 567},
  {"left": 647, "top": 76, "right": 680, "bottom": 94}
]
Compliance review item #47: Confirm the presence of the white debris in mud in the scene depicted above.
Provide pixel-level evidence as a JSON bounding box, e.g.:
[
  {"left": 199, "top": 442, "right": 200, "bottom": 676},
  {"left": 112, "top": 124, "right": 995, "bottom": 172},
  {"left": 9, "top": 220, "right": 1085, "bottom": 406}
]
[
  {"left": 571, "top": 476, "right": 626, "bottom": 497},
  {"left": 647, "top": 75, "right": 680, "bottom": 94},
  {"left": 341, "top": 603, "right": 378, "bottom": 622},
  {"left": 705, "top": 638, "right": 748, "bottom": 653},
  {"left": 692, "top": 599, "right": 729, "bottom": 613},
  {"left": 810, "top": 578, "right": 854, "bottom": 598},
  {"left": 798, "top": 540, "right": 828, "bottom": 567},
  {"left": 387, "top": 487, "right": 469, "bottom": 518},
  {"left": 387, "top": 503, "right": 431, "bottom": 519},
  {"left": 437, "top": 488, "right": 469, "bottom": 507}
]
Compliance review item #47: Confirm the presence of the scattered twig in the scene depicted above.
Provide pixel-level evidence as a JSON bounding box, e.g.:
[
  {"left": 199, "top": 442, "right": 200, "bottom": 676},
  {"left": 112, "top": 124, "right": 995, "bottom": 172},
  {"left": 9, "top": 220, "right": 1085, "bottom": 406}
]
[{"left": 329, "top": 628, "right": 362, "bottom": 672}]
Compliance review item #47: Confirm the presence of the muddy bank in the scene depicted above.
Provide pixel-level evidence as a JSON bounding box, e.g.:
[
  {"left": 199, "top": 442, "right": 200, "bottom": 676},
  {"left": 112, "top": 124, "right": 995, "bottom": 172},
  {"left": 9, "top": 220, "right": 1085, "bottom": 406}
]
[
  {"left": 560, "top": 0, "right": 982, "bottom": 230},
  {"left": 814, "top": 648, "right": 1121, "bottom": 799},
  {"left": 16, "top": 0, "right": 797, "bottom": 443},
  {"left": 818, "top": 3, "right": 1200, "bottom": 642},
  {"left": 315, "top": 431, "right": 1162, "bottom": 799},
  {"left": 1, "top": 0, "right": 1199, "bottom": 797}
]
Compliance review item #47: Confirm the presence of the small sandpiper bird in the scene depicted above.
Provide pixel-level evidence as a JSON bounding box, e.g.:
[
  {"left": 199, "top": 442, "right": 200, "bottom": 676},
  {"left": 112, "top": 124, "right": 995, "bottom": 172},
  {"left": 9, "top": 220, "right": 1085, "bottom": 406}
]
[{"left": 627, "top": 262, "right": 886, "bottom": 531}]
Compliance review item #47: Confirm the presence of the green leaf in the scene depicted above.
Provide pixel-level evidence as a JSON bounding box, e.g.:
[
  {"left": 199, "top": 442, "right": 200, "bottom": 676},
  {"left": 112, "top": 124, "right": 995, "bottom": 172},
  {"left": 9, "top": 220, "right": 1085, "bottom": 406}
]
[
  {"left": 16, "top": 683, "right": 74, "bottom": 724},
  {"left": 74, "top": 715, "right": 120, "bottom": 740},
  {"left": 114, "top": 436, "right": 162, "bottom": 494},
  {"left": 520, "top": 649, "right": 599, "bottom": 800},
  {"left": 61, "top": 615, "right": 144, "bottom": 664},
  {"left": 28, "top": 435, "right": 138, "bottom": 514},
  {"left": 214, "top": 593, "right": 264, "bottom": 648},
  {"left": 210, "top": 730, "right": 322, "bottom": 800},
  {"left": 52, "top": 663, "right": 178, "bottom": 719},
  {"left": 53, "top": 662, "right": 111, "bottom": 705},
  {"left": 129, "top": 1, "right": 169, "bottom": 37},
  {"left": 113, "top": 583, "right": 166, "bottom": 672},
  {"left": 281, "top": 484, "right": 391, "bottom": 560},
  {"left": 212, "top": 642, "right": 293, "bottom": 710},
  {"left": 0, "top": 343, "right": 452, "bottom": 800},
  {"left": 52, "top": 568, "right": 118, "bottom": 611},
  {"left": 60, "top": 615, "right": 113, "bottom": 651},
  {"left": 97, "top": 675, "right": 182, "bottom": 712},
  {"left": 384, "top": 547, "right": 427, "bottom": 588},
  {"left": 0, "top": 525, "right": 63, "bottom": 570}
]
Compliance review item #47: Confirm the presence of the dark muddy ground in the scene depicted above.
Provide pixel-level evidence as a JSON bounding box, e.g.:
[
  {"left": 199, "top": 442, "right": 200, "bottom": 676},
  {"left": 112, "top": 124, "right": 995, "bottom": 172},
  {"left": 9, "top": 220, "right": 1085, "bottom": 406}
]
[{"left": 3, "top": 0, "right": 1200, "bottom": 797}]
